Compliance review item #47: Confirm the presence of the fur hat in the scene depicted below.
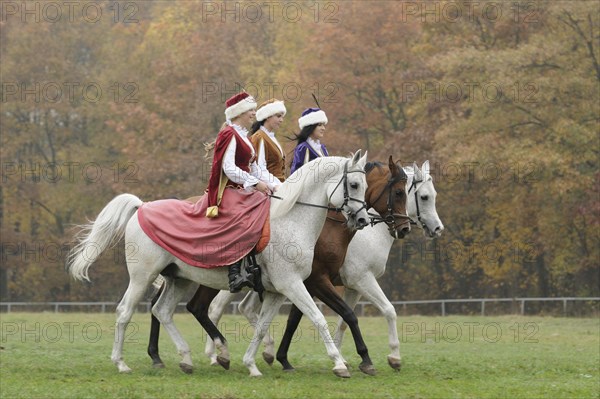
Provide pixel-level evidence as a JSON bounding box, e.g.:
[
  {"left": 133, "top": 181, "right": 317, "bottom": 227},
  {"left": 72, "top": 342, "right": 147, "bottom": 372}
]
[
  {"left": 225, "top": 92, "right": 257, "bottom": 121},
  {"left": 298, "top": 107, "right": 328, "bottom": 129},
  {"left": 256, "top": 99, "right": 287, "bottom": 122}
]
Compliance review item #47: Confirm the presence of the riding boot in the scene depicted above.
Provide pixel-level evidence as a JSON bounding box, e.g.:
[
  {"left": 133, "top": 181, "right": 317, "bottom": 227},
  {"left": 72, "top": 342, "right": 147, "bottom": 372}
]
[
  {"left": 248, "top": 254, "right": 265, "bottom": 302},
  {"left": 228, "top": 260, "right": 254, "bottom": 293}
]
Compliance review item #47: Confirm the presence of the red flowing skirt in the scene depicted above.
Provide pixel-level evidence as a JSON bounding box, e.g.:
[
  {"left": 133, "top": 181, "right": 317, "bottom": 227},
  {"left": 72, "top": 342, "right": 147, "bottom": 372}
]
[{"left": 137, "top": 188, "right": 270, "bottom": 268}]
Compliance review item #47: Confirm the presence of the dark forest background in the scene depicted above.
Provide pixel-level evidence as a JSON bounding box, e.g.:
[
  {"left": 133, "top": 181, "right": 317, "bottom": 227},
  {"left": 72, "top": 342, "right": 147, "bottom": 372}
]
[{"left": 1, "top": 0, "right": 598, "bottom": 303}]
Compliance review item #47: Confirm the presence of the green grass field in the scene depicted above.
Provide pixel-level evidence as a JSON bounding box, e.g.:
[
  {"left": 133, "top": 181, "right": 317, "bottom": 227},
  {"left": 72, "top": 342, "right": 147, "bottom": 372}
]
[{"left": 0, "top": 313, "right": 598, "bottom": 398}]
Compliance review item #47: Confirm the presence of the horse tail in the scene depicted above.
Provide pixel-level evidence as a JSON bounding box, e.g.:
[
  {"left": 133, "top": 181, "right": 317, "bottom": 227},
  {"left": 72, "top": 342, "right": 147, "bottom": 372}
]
[{"left": 67, "top": 193, "right": 143, "bottom": 282}]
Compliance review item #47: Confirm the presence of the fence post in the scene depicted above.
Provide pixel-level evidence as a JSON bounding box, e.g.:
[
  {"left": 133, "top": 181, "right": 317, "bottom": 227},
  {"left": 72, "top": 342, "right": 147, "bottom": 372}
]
[
  {"left": 481, "top": 300, "right": 485, "bottom": 316},
  {"left": 563, "top": 299, "right": 567, "bottom": 317},
  {"left": 520, "top": 300, "right": 525, "bottom": 315},
  {"left": 441, "top": 301, "right": 446, "bottom": 317}
]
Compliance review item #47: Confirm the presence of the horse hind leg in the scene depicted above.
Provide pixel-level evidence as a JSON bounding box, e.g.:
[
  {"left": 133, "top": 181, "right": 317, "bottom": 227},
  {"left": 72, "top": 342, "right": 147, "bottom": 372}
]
[
  {"left": 185, "top": 285, "right": 231, "bottom": 370},
  {"left": 242, "top": 291, "right": 287, "bottom": 377},
  {"left": 205, "top": 290, "right": 236, "bottom": 365},
  {"left": 238, "top": 291, "right": 275, "bottom": 366},
  {"left": 112, "top": 274, "right": 156, "bottom": 373},
  {"left": 152, "top": 277, "right": 197, "bottom": 374},
  {"left": 353, "top": 275, "right": 402, "bottom": 370},
  {"left": 147, "top": 283, "right": 165, "bottom": 368}
]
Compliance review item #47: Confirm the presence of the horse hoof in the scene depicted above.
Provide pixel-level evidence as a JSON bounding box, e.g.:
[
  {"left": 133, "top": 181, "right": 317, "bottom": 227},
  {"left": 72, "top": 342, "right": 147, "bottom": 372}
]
[
  {"left": 179, "top": 362, "right": 193, "bottom": 374},
  {"left": 387, "top": 355, "right": 402, "bottom": 371},
  {"left": 217, "top": 356, "right": 230, "bottom": 370},
  {"left": 359, "top": 363, "right": 377, "bottom": 376},
  {"left": 283, "top": 367, "right": 296, "bottom": 373},
  {"left": 333, "top": 367, "right": 351, "bottom": 378},
  {"left": 262, "top": 352, "right": 274, "bottom": 366},
  {"left": 152, "top": 362, "right": 165, "bottom": 369}
]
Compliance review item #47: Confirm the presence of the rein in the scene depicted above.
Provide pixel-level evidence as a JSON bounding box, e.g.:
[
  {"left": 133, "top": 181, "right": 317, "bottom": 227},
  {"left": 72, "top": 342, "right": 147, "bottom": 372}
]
[{"left": 270, "top": 161, "right": 368, "bottom": 215}]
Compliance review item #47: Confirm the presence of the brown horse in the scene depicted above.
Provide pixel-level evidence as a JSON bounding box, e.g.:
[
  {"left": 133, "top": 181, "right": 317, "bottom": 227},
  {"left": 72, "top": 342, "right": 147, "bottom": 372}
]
[{"left": 147, "top": 156, "right": 410, "bottom": 375}]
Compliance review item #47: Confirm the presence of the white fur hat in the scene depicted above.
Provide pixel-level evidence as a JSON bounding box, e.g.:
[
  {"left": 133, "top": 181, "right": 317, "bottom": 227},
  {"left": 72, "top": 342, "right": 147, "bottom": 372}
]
[
  {"left": 298, "top": 108, "right": 328, "bottom": 129},
  {"left": 256, "top": 99, "right": 287, "bottom": 122},
  {"left": 225, "top": 92, "right": 257, "bottom": 121}
]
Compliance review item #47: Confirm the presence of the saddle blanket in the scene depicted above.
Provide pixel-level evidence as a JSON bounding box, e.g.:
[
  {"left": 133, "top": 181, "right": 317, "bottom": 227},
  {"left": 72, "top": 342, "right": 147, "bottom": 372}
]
[{"left": 137, "top": 188, "right": 270, "bottom": 268}]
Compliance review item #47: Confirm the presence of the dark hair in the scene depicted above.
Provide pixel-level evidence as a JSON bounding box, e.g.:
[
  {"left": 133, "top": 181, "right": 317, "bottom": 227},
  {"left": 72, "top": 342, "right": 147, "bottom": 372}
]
[
  {"left": 250, "top": 120, "right": 265, "bottom": 135},
  {"left": 292, "top": 124, "right": 318, "bottom": 144}
]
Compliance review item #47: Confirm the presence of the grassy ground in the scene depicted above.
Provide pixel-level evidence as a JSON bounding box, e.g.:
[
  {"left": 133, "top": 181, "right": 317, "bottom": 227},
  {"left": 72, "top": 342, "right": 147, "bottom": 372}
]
[{"left": 0, "top": 313, "right": 598, "bottom": 398}]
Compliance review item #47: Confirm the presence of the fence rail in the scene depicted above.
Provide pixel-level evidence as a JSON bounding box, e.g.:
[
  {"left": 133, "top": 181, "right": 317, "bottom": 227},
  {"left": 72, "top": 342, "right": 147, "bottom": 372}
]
[{"left": 1, "top": 297, "right": 598, "bottom": 316}]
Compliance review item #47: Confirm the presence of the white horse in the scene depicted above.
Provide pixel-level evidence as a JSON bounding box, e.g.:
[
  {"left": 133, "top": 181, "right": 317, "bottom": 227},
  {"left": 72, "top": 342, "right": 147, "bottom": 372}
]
[
  {"left": 67, "top": 152, "right": 370, "bottom": 378},
  {"left": 334, "top": 160, "right": 443, "bottom": 369},
  {"left": 204, "top": 161, "right": 443, "bottom": 369}
]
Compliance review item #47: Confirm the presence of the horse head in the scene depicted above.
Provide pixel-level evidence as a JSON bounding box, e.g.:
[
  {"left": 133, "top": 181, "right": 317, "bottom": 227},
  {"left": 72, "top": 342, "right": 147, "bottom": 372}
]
[
  {"left": 365, "top": 156, "right": 411, "bottom": 239},
  {"left": 326, "top": 150, "right": 370, "bottom": 230},
  {"left": 406, "top": 160, "right": 444, "bottom": 238}
]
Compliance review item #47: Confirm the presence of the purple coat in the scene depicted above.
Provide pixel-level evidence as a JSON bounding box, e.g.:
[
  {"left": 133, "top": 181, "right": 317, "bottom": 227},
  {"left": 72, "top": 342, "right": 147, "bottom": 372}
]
[{"left": 290, "top": 141, "right": 329, "bottom": 174}]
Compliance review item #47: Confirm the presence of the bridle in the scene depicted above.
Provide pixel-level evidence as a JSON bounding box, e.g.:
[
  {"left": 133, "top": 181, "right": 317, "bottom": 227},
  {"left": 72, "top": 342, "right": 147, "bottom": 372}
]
[
  {"left": 271, "top": 160, "right": 368, "bottom": 218},
  {"left": 368, "top": 166, "right": 411, "bottom": 234},
  {"left": 407, "top": 175, "right": 428, "bottom": 230}
]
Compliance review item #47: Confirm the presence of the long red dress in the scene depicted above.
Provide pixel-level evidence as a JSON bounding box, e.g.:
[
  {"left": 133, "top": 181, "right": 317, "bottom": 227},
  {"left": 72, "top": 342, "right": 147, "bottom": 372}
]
[{"left": 137, "top": 125, "right": 270, "bottom": 268}]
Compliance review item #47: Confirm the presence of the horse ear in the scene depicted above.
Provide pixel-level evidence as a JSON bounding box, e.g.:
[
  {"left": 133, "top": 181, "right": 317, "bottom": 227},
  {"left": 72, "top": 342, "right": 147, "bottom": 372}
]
[
  {"left": 413, "top": 161, "right": 421, "bottom": 179},
  {"left": 351, "top": 150, "right": 362, "bottom": 165},
  {"left": 422, "top": 160, "right": 430, "bottom": 177},
  {"left": 358, "top": 150, "right": 368, "bottom": 168},
  {"left": 389, "top": 156, "right": 399, "bottom": 177}
]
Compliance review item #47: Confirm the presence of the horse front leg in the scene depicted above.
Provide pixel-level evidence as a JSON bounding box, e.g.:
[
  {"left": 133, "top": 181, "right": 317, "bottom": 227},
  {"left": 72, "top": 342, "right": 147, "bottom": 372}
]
[
  {"left": 352, "top": 274, "right": 402, "bottom": 370},
  {"left": 313, "top": 281, "right": 375, "bottom": 375},
  {"left": 280, "top": 284, "right": 350, "bottom": 378},
  {"left": 242, "top": 291, "right": 286, "bottom": 377},
  {"left": 334, "top": 287, "right": 362, "bottom": 350},
  {"left": 275, "top": 304, "right": 304, "bottom": 371}
]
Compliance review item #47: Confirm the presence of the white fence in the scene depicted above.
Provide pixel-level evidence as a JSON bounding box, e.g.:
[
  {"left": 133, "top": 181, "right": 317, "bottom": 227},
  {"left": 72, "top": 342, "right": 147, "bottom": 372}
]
[{"left": 1, "top": 297, "right": 598, "bottom": 316}]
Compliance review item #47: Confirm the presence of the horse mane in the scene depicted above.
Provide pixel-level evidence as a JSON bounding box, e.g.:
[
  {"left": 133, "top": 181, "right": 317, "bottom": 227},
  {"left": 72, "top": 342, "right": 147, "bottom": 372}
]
[
  {"left": 367, "top": 161, "right": 408, "bottom": 180},
  {"left": 365, "top": 161, "right": 385, "bottom": 174},
  {"left": 270, "top": 156, "right": 349, "bottom": 219}
]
